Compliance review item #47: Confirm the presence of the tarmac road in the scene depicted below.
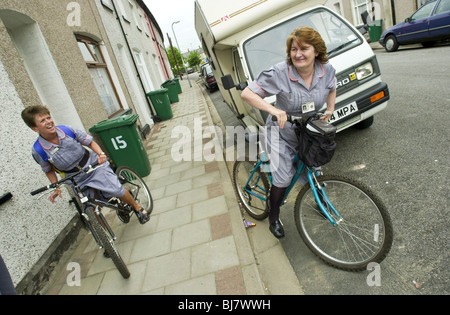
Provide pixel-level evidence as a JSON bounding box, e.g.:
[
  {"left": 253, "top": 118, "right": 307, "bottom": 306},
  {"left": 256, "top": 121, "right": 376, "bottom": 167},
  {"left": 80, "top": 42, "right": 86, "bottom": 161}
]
[{"left": 205, "top": 42, "right": 449, "bottom": 295}]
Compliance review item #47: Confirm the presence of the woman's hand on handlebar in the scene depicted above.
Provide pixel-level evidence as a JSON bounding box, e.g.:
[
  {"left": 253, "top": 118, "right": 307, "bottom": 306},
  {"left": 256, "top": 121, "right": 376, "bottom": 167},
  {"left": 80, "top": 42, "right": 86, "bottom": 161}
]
[
  {"left": 97, "top": 153, "right": 108, "bottom": 165},
  {"left": 271, "top": 108, "right": 288, "bottom": 129},
  {"left": 320, "top": 110, "right": 333, "bottom": 122},
  {"left": 48, "top": 186, "right": 62, "bottom": 203}
]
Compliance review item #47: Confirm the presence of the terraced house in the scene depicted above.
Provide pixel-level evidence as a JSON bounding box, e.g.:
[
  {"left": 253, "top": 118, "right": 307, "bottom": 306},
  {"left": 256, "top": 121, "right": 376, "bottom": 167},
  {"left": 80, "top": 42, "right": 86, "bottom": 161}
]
[{"left": 0, "top": 0, "right": 171, "bottom": 294}]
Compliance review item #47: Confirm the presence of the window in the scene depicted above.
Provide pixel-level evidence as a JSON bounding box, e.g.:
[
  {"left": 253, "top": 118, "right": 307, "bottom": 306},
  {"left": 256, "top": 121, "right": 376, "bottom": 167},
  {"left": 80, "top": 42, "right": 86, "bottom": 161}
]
[
  {"left": 435, "top": 0, "right": 450, "bottom": 14},
  {"left": 243, "top": 8, "right": 361, "bottom": 78},
  {"left": 134, "top": 51, "right": 154, "bottom": 92},
  {"left": 353, "top": 0, "right": 369, "bottom": 25},
  {"left": 411, "top": 0, "right": 436, "bottom": 19},
  {"left": 76, "top": 35, "right": 122, "bottom": 116},
  {"left": 129, "top": 1, "right": 143, "bottom": 31},
  {"left": 115, "top": 0, "right": 130, "bottom": 23},
  {"left": 100, "top": 0, "right": 114, "bottom": 11}
]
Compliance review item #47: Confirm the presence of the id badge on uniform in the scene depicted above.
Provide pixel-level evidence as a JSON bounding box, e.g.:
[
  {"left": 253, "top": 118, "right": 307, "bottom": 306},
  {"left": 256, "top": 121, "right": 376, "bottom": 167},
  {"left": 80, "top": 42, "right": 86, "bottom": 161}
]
[
  {"left": 48, "top": 147, "right": 59, "bottom": 163},
  {"left": 302, "top": 101, "right": 315, "bottom": 114}
]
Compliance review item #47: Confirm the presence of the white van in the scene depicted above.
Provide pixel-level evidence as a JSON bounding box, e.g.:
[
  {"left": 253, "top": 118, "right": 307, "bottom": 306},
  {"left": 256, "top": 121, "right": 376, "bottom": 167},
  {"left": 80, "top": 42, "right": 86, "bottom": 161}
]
[{"left": 195, "top": 0, "right": 389, "bottom": 132}]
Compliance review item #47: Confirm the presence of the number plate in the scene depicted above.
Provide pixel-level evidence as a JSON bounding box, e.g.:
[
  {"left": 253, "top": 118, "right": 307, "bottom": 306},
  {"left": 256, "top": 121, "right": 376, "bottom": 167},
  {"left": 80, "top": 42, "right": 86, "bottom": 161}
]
[{"left": 329, "top": 101, "right": 358, "bottom": 123}]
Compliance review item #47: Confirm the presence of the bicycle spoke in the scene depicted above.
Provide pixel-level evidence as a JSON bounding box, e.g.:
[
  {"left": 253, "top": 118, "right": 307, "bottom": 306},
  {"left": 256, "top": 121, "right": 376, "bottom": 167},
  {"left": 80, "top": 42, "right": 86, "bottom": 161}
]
[
  {"left": 295, "top": 174, "right": 393, "bottom": 271},
  {"left": 335, "top": 222, "right": 375, "bottom": 262},
  {"left": 116, "top": 166, "right": 153, "bottom": 215}
]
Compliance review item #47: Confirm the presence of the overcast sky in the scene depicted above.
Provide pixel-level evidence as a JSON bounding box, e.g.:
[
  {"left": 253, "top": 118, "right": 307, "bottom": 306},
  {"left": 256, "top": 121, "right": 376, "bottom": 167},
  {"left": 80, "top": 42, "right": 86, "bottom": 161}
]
[{"left": 143, "top": 0, "right": 201, "bottom": 53}]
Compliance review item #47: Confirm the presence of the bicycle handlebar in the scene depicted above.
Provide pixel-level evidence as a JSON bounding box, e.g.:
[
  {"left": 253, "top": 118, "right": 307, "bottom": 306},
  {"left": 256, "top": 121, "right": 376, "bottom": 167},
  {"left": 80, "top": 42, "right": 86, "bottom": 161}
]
[
  {"left": 30, "top": 160, "right": 101, "bottom": 196},
  {"left": 271, "top": 112, "right": 325, "bottom": 123},
  {"left": 30, "top": 185, "right": 54, "bottom": 196}
]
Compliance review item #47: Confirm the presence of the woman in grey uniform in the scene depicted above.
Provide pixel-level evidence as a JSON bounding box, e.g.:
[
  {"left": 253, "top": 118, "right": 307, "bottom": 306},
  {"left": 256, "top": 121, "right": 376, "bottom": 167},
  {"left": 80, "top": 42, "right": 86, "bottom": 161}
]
[
  {"left": 21, "top": 105, "right": 149, "bottom": 224},
  {"left": 241, "top": 26, "right": 337, "bottom": 238}
]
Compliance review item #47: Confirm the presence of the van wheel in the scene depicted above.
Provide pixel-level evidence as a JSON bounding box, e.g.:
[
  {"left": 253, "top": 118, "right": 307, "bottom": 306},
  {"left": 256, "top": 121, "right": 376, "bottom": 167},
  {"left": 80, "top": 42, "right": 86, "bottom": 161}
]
[
  {"left": 384, "top": 35, "right": 399, "bottom": 52},
  {"left": 354, "top": 116, "right": 374, "bottom": 129}
]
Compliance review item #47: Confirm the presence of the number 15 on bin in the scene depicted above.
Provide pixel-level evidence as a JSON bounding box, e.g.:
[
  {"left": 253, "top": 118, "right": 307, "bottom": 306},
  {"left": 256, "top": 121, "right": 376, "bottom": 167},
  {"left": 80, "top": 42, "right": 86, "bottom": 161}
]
[{"left": 111, "top": 136, "right": 127, "bottom": 150}]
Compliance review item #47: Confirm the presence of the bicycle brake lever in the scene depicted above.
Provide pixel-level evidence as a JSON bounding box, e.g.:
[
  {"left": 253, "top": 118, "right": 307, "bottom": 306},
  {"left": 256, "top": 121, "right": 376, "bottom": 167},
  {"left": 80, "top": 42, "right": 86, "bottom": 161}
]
[{"left": 82, "top": 160, "right": 101, "bottom": 173}]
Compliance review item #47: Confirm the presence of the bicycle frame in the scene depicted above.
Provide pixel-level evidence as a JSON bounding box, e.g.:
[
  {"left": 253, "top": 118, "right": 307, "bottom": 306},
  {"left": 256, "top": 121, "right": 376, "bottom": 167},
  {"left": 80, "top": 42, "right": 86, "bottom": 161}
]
[
  {"left": 30, "top": 162, "right": 138, "bottom": 278},
  {"left": 243, "top": 160, "right": 268, "bottom": 202},
  {"left": 32, "top": 162, "right": 131, "bottom": 248},
  {"left": 71, "top": 178, "right": 123, "bottom": 247},
  {"left": 306, "top": 169, "right": 342, "bottom": 226},
  {"left": 243, "top": 154, "right": 343, "bottom": 226}
]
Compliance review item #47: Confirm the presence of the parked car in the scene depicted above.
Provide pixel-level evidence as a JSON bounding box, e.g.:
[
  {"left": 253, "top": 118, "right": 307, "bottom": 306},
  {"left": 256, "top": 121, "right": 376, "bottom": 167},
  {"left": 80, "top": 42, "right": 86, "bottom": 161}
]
[
  {"left": 379, "top": 0, "right": 450, "bottom": 52},
  {"left": 200, "top": 64, "right": 218, "bottom": 91},
  {"left": 187, "top": 67, "right": 195, "bottom": 74}
]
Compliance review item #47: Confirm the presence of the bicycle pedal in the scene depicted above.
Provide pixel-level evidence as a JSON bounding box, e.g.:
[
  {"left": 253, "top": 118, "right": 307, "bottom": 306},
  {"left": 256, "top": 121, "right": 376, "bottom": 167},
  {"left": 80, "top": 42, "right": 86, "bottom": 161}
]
[{"left": 116, "top": 209, "right": 131, "bottom": 223}]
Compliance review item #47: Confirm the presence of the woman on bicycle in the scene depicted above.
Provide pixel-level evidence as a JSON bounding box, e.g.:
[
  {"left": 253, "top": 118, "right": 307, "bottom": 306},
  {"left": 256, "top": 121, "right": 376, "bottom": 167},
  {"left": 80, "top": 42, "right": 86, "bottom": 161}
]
[
  {"left": 241, "top": 26, "right": 337, "bottom": 238},
  {"left": 21, "top": 105, "right": 149, "bottom": 224}
]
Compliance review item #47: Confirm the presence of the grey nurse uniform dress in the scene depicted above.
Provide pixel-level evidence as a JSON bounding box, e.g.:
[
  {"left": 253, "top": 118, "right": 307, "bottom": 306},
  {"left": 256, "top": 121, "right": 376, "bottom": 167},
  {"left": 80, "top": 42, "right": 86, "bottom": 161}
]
[
  {"left": 32, "top": 126, "right": 125, "bottom": 200},
  {"left": 248, "top": 60, "right": 336, "bottom": 187}
]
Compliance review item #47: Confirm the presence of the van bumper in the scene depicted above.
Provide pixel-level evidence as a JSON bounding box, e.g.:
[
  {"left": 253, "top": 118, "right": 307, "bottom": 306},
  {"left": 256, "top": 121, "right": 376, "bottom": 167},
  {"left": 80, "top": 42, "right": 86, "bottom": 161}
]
[{"left": 333, "top": 82, "right": 390, "bottom": 131}]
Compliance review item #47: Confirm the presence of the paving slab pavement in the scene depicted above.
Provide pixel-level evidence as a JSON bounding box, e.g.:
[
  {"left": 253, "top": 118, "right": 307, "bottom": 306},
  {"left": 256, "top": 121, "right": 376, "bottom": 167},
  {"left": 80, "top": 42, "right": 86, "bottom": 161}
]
[{"left": 42, "top": 77, "right": 303, "bottom": 295}]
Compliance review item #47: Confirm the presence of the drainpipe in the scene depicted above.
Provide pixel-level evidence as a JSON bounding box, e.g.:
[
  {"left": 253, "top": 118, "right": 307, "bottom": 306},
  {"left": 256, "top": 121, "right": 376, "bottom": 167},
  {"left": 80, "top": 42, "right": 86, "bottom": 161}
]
[
  {"left": 110, "top": 0, "right": 161, "bottom": 122},
  {"left": 390, "top": 0, "right": 397, "bottom": 25}
]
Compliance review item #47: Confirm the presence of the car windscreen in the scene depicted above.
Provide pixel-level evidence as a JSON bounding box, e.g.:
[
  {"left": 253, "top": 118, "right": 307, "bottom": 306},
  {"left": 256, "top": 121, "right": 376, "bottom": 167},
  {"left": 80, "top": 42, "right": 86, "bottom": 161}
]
[
  {"left": 205, "top": 65, "right": 214, "bottom": 76},
  {"left": 243, "top": 8, "right": 362, "bottom": 79}
]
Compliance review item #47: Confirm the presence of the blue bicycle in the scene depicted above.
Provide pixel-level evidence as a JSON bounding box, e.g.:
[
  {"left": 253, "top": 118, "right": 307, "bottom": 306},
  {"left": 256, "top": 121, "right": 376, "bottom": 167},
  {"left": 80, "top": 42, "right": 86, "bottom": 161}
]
[{"left": 233, "top": 115, "right": 393, "bottom": 271}]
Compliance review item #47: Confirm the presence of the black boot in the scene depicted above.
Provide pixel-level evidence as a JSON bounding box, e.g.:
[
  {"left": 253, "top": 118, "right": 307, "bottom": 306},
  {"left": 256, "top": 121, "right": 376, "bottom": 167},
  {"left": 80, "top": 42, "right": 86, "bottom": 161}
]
[
  {"left": 269, "top": 185, "right": 287, "bottom": 238},
  {"left": 269, "top": 219, "right": 285, "bottom": 238}
]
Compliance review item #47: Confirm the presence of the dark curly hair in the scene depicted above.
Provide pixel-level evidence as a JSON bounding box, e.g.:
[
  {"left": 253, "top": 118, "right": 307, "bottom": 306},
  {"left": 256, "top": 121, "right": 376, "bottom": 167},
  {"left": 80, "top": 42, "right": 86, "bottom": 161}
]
[
  {"left": 286, "top": 26, "right": 329, "bottom": 64},
  {"left": 21, "top": 105, "right": 50, "bottom": 128}
]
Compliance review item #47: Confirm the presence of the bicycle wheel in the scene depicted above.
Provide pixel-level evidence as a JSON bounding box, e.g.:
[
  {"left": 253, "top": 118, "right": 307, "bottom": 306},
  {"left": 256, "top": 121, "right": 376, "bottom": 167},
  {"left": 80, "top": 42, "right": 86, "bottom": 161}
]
[
  {"left": 116, "top": 166, "right": 153, "bottom": 215},
  {"left": 233, "top": 160, "right": 270, "bottom": 220},
  {"left": 85, "top": 206, "right": 130, "bottom": 278},
  {"left": 294, "top": 174, "right": 393, "bottom": 271}
]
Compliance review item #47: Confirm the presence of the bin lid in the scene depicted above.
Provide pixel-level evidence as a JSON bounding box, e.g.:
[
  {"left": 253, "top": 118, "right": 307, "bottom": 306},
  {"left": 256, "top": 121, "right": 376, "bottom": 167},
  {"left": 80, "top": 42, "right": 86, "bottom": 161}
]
[
  {"left": 368, "top": 19, "right": 383, "bottom": 26},
  {"left": 146, "top": 88, "right": 168, "bottom": 96},
  {"left": 161, "top": 80, "right": 175, "bottom": 87},
  {"left": 89, "top": 114, "right": 139, "bottom": 133},
  {"left": 161, "top": 79, "right": 174, "bottom": 85}
]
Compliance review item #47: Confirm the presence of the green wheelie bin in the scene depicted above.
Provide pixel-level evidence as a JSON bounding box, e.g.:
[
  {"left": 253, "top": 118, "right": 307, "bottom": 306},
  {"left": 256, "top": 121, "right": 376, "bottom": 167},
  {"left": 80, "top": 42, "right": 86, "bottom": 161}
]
[
  {"left": 89, "top": 114, "right": 151, "bottom": 177},
  {"left": 173, "top": 77, "right": 182, "bottom": 94},
  {"left": 368, "top": 20, "right": 383, "bottom": 42},
  {"left": 147, "top": 89, "right": 173, "bottom": 120},
  {"left": 161, "top": 79, "right": 179, "bottom": 103}
]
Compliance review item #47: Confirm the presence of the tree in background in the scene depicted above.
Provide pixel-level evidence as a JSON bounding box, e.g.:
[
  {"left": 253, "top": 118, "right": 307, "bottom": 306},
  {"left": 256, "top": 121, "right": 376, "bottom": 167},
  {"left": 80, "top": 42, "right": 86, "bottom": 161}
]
[
  {"left": 187, "top": 50, "right": 202, "bottom": 71},
  {"left": 166, "top": 46, "right": 184, "bottom": 75}
]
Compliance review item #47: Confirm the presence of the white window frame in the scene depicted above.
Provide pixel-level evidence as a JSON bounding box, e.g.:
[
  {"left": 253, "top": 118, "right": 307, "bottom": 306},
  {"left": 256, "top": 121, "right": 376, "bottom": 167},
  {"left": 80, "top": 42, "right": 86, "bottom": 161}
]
[
  {"left": 116, "top": 0, "right": 130, "bottom": 23},
  {"left": 134, "top": 50, "right": 154, "bottom": 93},
  {"left": 352, "top": 0, "right": 370, "bottom": 26},
  {"left": 129, "top": 1, "right": 143, "bottom": 31}
]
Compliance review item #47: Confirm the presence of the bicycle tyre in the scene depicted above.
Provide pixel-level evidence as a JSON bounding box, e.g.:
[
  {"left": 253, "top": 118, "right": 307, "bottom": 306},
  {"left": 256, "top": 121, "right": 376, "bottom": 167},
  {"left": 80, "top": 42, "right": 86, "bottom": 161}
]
[
  {"left": 85, "top": 206, "right": 130, "bottom": 279},
  {"left": 294, "top": 174, "right": 393, "bottom": 271},
  {"left": 233, "top": 160, "right": 270, "bottom": 220},
  {"left": 116, "top": 166, "right": 153, "bottom": 215}
]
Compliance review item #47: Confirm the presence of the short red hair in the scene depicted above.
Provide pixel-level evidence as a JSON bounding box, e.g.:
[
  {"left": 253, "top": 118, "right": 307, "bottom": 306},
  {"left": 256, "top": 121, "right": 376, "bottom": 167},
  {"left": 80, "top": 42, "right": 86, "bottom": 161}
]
[{"left": 286, "top": 26, "right": 329, "bottom": 64}]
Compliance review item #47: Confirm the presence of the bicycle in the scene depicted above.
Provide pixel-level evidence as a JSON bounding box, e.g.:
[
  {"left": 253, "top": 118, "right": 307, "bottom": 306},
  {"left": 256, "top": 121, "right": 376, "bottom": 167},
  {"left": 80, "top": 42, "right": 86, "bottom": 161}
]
[
  {"left": 233, "top": 114, "right": 393, "bottom": 271},
  {"left": 31, "top": 161, "right": 153, "bottom": 278}
]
